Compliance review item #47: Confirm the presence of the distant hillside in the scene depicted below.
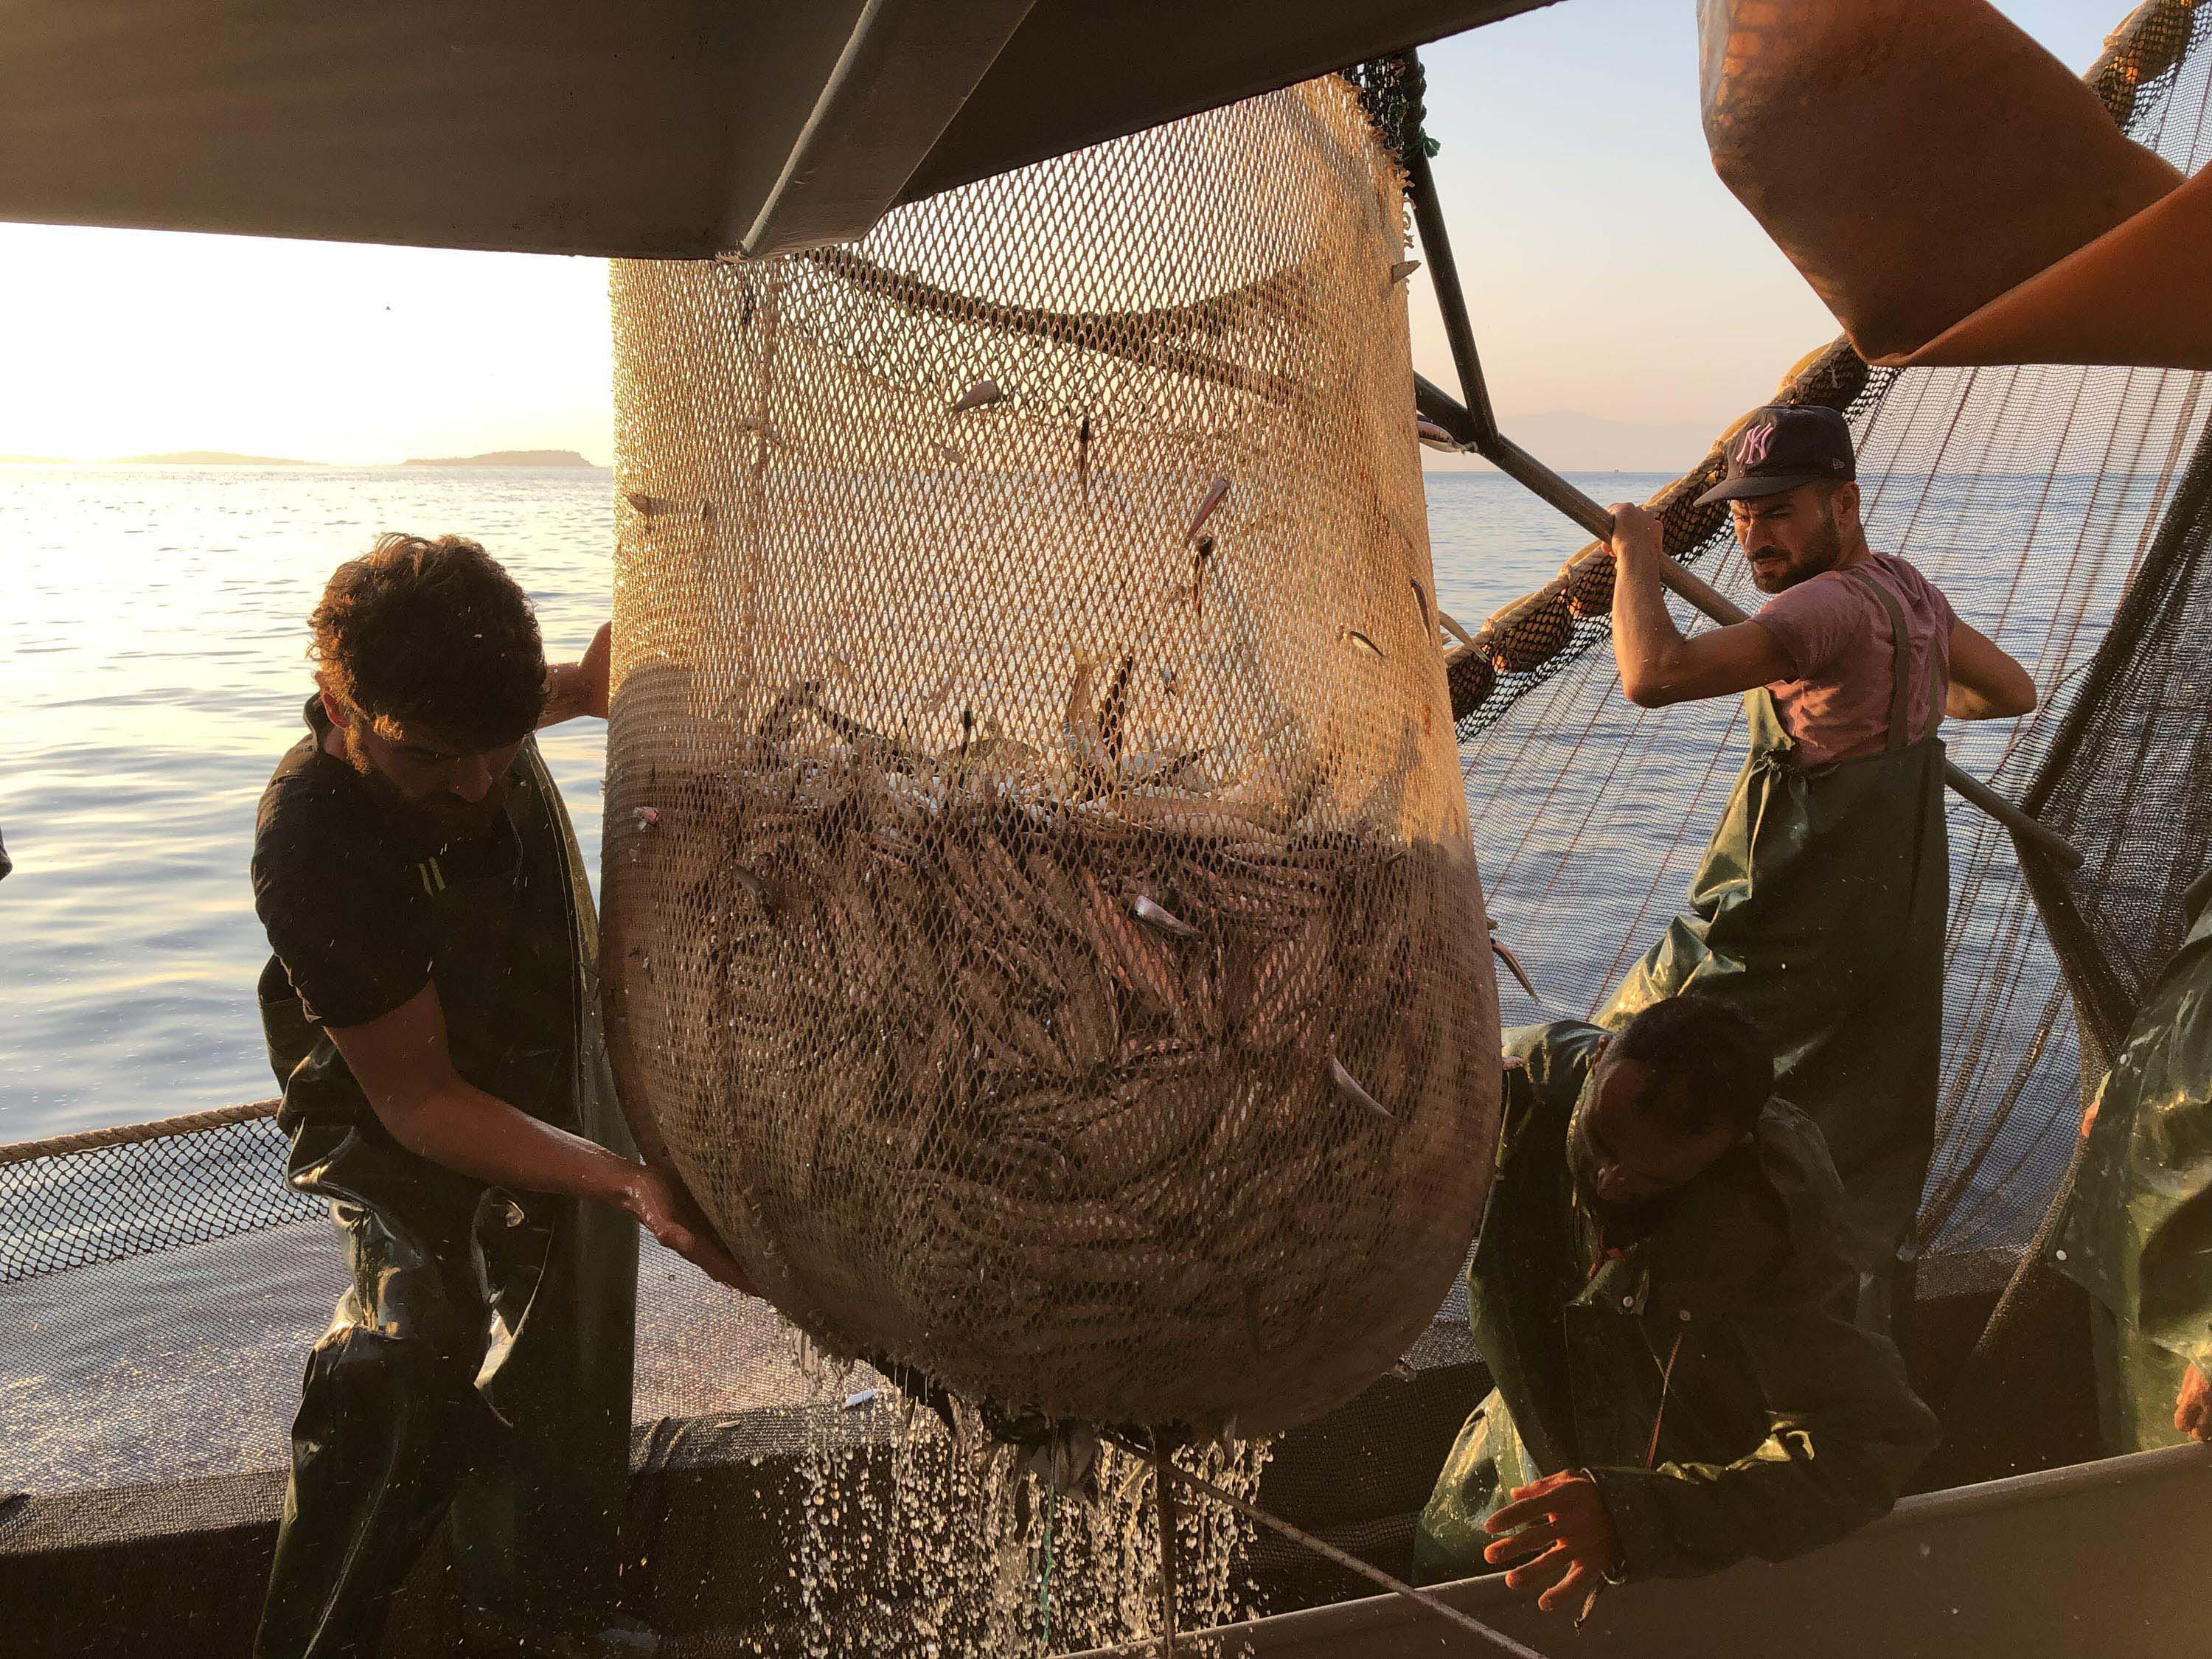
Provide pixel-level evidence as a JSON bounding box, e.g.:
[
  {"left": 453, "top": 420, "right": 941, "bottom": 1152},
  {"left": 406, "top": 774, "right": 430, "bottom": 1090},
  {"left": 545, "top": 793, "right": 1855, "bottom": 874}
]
[
  {"left": 403, "top": 449, "right": 597, "bottom": 468},
  {"left": 117, "top": 450, "right": 315, "bottom": 466}
]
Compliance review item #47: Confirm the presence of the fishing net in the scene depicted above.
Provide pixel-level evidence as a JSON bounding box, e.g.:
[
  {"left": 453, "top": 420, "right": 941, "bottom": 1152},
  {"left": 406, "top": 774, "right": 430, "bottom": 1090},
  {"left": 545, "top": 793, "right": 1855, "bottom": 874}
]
[
  {"left": 1446, "top": 0, "right": 2212, "bottom": 1262},
  {"left": 0, "top": 1102, "right": 309, "bottom": 1282},
  {"left": 600, "top": 73, "right": 1500, "bottom": 1439}
]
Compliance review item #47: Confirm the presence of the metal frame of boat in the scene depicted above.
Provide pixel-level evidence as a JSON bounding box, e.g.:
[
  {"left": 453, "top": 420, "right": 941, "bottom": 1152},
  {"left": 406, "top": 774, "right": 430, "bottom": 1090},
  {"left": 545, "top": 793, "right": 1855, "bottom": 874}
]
[{"left": 1071, "top": 1442, "right": 2212, "bottom": 1659}]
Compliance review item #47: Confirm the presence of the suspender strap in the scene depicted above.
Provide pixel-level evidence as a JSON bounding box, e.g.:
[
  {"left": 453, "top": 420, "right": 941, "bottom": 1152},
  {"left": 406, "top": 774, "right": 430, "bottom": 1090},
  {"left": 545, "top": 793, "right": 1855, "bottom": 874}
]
[{"left": 1845, "top": 566, "right": 1916, "bottom": 750}]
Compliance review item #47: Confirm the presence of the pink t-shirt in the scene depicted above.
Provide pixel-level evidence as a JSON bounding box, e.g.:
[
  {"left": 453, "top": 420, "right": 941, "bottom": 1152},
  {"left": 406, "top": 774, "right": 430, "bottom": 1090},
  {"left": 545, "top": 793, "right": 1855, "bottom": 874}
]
[{"left": 1751, "top": 553, "right": 1958, "bottom": 767}]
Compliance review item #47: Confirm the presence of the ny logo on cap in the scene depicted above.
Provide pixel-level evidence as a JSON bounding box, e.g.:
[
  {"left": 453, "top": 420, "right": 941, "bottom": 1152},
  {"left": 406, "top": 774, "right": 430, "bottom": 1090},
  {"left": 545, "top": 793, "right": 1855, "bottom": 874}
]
[{"left": 1736, "top": 420, "right": 1776, "bottom": 467}]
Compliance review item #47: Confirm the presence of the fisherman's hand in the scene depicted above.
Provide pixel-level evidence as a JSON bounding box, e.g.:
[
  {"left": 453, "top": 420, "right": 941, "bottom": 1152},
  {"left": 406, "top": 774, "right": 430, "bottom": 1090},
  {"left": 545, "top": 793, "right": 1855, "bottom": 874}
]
[
  {"left": 623, "top": 1164, "right": 757, "bottom": 1294},
  {"left": 538, "top": 623, "right": 613, "bottom": 727},
  {"left": 578, "top": 622, "right": 612, "bottom": 720},
  {"left": 1607, "top": 502, "right": 1663, "bottom": 571},
  {"left": 2175, "top": 1363, "right": 2212, "bottom": 1441},
  {"left": 1482, "top": 1470, "right": 1621, "bottom": 1615}
]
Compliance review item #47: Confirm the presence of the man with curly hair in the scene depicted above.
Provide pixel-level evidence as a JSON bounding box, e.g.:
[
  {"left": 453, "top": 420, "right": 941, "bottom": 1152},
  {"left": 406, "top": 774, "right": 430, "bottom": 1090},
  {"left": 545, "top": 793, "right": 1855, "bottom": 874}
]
[{"left": 250, "top": 534, "right": 743, "bottom": 1659}]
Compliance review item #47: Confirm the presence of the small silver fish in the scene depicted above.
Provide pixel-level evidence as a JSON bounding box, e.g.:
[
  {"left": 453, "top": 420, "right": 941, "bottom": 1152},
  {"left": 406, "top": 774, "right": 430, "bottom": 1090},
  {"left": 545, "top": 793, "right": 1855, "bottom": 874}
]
[
  {"left": 1343, "top": 628, "right": 1385, "bottom": 659},
  {"left": 1416, "top": 418, "right": 1460, "bottom": 450},
  {"left": 950, "top": 379, "right": 1006, "bottom": 414},
  {"left": 1132, "top": 894, "right": 1198, "bottom": 939},
  {"left": 1329, "top": 1056, "right": 1395, "bottom": 1121},
  {"left": 1187, "top": 477, "right": 1229, "bottom": 541},
  {"left": 1389, "top": 258, "right": 1422, "bottom": 285},
  {"left": 632, "top": 805, "right": 660, "bottom": 831}
]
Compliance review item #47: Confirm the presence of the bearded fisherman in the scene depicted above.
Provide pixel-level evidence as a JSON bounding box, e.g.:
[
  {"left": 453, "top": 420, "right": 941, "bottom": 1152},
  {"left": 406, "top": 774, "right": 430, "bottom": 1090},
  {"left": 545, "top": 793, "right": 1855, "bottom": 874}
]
[
  {"left": 250, "top": 534, "right": 745, "bottom": 1659},
  {"left": 1597, "top": 404, "right": 2037, "bottom": 1326},
  {"left": 2056, "top": 867, "right": 2212, "bottom": 1455},
  {"left": 1413, "top": 997, "right": 1938, "bottom": 1603}
]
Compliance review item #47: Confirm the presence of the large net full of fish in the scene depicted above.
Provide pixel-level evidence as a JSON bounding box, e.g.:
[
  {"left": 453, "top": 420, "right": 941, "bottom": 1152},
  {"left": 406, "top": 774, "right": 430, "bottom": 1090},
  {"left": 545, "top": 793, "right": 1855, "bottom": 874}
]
[{"left": 600, "top": 75, "right": 1500, "bottom": 1439}]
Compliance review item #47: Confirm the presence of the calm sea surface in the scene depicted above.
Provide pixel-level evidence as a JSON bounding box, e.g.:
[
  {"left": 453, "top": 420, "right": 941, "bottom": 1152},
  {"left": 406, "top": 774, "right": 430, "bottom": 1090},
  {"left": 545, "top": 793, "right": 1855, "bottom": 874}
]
[{"left": 1, "top": 465, "right": 1660, "bottom": 1142}]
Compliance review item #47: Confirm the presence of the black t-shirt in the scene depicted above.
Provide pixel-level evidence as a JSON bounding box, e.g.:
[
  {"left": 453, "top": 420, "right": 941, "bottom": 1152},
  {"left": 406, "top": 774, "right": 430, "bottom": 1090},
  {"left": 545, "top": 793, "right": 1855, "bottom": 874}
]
[{"left": 252, "top": 698, "right": 513, "bottom": 1031}]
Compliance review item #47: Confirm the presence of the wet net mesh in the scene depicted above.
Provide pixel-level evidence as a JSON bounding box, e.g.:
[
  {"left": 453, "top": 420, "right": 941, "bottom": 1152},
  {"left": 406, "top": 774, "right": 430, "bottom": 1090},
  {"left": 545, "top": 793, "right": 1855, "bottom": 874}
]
[
  {"left": 0, "top": 1104, "right": 310, "bottom": 1283},
  {"left": 600, "top": 73, "right": 1499, "bottom": 1439},
  {"left": 1448, "top": 0, "right": 2212, "bottom": 1257}
]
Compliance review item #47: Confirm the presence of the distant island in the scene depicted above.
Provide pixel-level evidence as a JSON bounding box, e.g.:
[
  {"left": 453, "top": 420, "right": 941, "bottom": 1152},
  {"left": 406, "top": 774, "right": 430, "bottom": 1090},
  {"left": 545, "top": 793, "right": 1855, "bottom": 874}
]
[
  {"left": 116, "top": 450, "right": 316, "bottom": 466},
  {"left": 403, "top": 449, "right": 597, "bottom": 468}
]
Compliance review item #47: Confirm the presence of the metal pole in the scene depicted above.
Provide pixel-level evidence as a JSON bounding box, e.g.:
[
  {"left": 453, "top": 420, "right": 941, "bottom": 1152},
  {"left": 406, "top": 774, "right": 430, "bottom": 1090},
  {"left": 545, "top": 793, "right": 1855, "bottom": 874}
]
[
  {"left": 1404, "top": 132, "right": 2084, "bottom": 874},
  {"left": 1405, "top": 144, "right": 1498, "bottom": 445}
]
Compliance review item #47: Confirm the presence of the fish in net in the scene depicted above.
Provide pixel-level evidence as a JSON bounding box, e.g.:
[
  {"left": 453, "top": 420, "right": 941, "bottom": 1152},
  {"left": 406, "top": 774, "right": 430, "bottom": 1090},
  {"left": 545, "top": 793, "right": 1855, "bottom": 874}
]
[{"left": 601, "top": 74, "right": 1500, "bottom": 1439}]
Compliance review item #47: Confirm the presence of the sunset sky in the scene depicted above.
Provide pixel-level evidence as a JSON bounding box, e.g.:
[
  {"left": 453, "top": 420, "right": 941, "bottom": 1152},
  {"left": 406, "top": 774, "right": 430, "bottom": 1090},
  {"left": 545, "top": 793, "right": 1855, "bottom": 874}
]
[{"left": 0, "top": 0, "right": 2111, "bottom": 470}]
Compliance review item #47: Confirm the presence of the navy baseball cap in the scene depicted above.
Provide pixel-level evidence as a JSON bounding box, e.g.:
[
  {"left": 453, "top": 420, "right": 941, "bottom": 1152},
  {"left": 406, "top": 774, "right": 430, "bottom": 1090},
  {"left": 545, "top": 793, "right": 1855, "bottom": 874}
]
[{"left": 1694, "top": 404, "right": 1856, "bottom": 507}]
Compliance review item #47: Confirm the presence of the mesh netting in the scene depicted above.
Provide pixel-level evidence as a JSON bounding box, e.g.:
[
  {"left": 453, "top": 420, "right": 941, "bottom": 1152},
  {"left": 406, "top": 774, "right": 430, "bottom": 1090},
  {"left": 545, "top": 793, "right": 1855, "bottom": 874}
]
[
  {"left": 0, "top": 1135, "right": 847, "bottom": 1494},
  {"left": 1445, "top": 0, "right": 2212, "bottom": 1257},
  {"left": 0, "top": 1105, "right": 315, "bottom": 1283},
  {"left": 601, "top": 74, "right": 1499, "bottom": 1438}
]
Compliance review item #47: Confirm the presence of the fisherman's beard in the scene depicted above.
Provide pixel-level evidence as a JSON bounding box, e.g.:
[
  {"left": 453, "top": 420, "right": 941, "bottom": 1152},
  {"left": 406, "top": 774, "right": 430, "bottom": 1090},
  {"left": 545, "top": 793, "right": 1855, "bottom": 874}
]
[
  {"left": 341, "top": 728, "right": 509, "bottom": 852},
  {"left": 1750, "top": 511, "right": 1846, "bottom": 594}
]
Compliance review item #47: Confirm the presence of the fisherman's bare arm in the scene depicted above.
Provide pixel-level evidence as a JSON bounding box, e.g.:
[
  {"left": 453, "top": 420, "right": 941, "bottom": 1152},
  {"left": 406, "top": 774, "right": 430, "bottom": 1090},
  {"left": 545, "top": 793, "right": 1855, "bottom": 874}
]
[
  {"left": 1607, "top": 503, "right": 1795, "bottom": 708},
  {"left": 538, "top": 621, "right": 612, "bottom": 728},
  {"left": 327, "top": 981, "right": 752, "bottom": 1290},
  {"left": 1945, "top": 621, "right": 2037, "bottom": 720}
]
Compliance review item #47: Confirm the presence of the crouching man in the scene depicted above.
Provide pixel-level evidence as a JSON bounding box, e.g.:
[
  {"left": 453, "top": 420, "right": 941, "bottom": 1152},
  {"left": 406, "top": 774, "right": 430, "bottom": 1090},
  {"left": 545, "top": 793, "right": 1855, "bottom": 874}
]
[{"left": 1413, "top": 995, "right": 1938, "bottom": 1611}]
